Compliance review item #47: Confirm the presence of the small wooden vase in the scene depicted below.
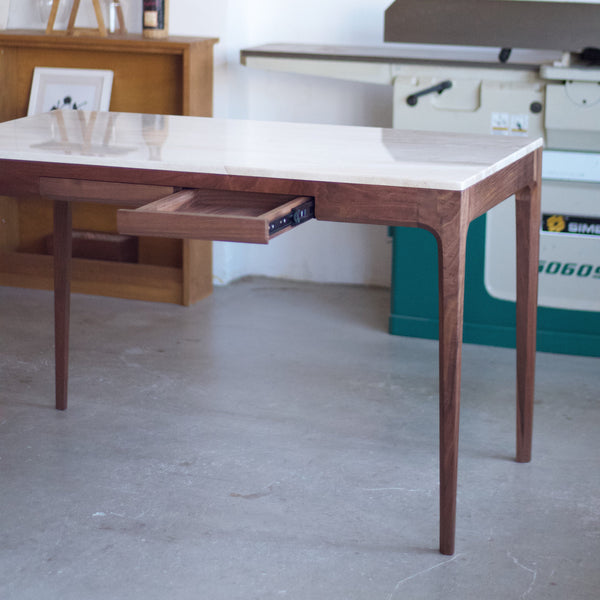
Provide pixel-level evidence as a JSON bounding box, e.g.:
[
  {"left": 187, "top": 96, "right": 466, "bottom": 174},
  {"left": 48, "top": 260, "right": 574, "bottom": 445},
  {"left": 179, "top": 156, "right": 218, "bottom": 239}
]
[{"left": 143, "top": 0, "right": 169, "bottom": 39}]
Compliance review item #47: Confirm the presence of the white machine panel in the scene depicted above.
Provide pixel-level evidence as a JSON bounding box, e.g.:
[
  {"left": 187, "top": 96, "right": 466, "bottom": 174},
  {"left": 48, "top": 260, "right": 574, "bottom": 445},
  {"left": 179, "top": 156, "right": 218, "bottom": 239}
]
[
  {"left": 391, "top": 65, "right": 545, "bottom": 141},
  {"left": 485, "top": 151, "right": 600, "bottom": 312}
]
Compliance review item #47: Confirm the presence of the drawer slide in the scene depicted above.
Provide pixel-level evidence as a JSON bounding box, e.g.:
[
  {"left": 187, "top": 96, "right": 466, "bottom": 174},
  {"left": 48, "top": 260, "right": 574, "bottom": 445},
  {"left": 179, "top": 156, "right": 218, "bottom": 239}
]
[{"left": 268, "top": 198, "right": 314, "bottom": 236}]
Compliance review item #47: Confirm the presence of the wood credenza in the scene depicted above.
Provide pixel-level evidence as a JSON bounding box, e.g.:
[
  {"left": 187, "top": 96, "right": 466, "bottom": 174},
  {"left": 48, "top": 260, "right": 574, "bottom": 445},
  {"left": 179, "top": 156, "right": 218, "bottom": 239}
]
[{"left": 0, "top": 31, "right": 218, "bottom": 305}]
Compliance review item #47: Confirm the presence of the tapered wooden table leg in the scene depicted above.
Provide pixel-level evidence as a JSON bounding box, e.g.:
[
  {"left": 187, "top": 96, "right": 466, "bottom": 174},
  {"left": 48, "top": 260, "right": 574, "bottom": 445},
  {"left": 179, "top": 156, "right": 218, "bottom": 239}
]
[
  {"left": 436, "top": 224, "right": 468, "bottom": 556},
  {"left": 514, "top": 149, "right": 542, "bottom": 463},
  {"left": 54, "top": 200, "right": 72, "bottom": 411}
]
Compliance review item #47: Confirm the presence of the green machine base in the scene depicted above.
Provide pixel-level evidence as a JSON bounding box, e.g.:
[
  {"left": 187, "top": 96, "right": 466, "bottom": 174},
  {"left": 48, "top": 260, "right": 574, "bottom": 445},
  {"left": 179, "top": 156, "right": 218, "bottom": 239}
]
[{"left": 389, "top": 216, "right": 600, "bottom": 357}]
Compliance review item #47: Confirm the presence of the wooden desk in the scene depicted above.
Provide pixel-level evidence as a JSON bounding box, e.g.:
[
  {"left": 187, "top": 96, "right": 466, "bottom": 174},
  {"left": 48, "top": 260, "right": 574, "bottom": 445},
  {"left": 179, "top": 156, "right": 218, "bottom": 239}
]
[{"left": 0, "top": 111, "right": 542, "bottom": 555}]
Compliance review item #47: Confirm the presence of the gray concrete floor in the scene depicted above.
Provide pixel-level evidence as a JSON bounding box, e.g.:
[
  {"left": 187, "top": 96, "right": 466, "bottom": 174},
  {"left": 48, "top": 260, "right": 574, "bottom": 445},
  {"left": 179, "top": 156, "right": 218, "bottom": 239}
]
[{"left": 1, "top": 278, "right": 599, "bottom": 600}]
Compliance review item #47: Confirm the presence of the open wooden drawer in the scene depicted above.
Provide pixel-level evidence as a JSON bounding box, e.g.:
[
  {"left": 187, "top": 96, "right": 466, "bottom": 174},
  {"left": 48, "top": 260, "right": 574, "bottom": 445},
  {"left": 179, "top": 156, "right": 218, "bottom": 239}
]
[{"left": 117, "top": 189, "right": 315, "bottom": 244}]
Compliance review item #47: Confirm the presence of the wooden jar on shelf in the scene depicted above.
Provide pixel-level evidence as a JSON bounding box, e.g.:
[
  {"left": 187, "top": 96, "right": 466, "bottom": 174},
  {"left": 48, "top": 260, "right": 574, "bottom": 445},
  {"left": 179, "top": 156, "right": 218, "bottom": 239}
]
[
  {"left": 143, "top": 0, "right": 169, "bottom": 38},
  {"left": 0, "top": 31, "right": 218, "bottom": 305}
]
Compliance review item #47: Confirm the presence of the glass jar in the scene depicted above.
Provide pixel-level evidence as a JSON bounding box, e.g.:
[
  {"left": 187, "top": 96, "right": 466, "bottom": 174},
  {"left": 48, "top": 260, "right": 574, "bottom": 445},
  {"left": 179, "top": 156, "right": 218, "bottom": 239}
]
[{"left": 106, "top": 0, "right": 127, "bottom": 34}]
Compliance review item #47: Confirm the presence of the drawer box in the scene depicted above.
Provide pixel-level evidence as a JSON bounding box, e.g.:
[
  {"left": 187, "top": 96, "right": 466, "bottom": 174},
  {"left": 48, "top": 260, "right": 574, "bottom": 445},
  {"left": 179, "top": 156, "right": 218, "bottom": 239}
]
[{"left": 118, "top": 189, "right": 315, "bottom": 244}]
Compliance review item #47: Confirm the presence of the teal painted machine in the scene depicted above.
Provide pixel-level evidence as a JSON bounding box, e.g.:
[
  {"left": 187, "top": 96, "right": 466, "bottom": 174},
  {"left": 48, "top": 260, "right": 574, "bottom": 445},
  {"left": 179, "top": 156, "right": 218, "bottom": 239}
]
[
  {"left": 389, "top": 213, "right": 600, "bottom": 357},
  {"left": 383, "top": 1, "right": 600, "bottom": 358}
]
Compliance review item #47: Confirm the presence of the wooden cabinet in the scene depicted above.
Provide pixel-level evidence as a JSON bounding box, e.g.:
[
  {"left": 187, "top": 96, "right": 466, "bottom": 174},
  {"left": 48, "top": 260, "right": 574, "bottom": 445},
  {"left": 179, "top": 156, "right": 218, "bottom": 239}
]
[{"left": 0, "top": 31, "right": 218, "bottom": 305}]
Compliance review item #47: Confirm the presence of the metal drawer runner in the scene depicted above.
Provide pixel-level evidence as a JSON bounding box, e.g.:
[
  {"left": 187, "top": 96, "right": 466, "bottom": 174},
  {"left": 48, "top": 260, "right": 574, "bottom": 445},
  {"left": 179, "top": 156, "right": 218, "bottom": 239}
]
[{"left": 117, "top": 189, "right": 315, "bottom": 244}]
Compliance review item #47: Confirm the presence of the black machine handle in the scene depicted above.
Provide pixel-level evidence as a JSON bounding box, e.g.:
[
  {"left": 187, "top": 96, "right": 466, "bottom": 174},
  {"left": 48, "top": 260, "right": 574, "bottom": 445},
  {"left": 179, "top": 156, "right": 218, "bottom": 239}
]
[
  {"left": 406, "top": 80, "right": 453, "bottom": 106},
  {"left": 499, "top": 48, "right": 512, "bottom": 63}
]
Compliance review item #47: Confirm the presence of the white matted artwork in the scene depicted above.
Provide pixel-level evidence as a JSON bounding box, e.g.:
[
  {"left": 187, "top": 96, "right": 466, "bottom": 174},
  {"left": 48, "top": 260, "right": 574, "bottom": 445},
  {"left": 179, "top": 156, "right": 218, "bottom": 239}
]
[{"left": 28, "top": 67, "right": 114, "bottom": 115}]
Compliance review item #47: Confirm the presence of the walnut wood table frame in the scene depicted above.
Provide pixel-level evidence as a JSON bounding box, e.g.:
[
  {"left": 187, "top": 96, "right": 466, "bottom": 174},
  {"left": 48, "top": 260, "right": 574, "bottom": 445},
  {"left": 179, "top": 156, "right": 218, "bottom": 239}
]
[{"left": 0, "top": 111, "right": 542, "bottom": 555}]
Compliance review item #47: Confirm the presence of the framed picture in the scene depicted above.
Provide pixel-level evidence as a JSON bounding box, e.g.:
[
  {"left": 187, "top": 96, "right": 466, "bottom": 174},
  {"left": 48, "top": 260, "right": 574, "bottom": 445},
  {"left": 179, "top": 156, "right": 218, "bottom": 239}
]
[{"left": 28, "top": 67, "right": 114, "bottom": 116}]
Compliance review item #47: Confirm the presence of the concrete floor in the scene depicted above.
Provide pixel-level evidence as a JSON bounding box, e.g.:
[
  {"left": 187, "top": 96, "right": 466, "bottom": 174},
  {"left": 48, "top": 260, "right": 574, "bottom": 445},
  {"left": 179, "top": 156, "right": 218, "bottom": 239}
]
[{"left": 1, "top": 278, "right": 598, "bottom": 600}]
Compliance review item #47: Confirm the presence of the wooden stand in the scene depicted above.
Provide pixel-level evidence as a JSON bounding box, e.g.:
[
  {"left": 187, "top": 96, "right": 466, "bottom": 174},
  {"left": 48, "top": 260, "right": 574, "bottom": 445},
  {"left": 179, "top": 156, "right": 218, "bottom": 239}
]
[{"left": 46, "top": 0, "right": 126, "bottom": 37}]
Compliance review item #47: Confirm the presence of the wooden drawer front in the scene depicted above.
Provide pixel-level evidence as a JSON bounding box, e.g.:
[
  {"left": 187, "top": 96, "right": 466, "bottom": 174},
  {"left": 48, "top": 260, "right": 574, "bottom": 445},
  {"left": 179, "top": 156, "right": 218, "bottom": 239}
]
[
  {"left": 117, "top": 189, "right": 315, "bottom": 244},
  {"left": 39, "top": 178, "right": 177, "bottom": 207}
]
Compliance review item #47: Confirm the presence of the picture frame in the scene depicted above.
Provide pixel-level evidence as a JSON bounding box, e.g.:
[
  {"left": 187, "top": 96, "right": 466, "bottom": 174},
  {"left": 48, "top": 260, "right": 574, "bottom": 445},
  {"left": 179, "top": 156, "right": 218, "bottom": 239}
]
[{"left": 27, "top": 67, "right": 114, "bottom": 115}]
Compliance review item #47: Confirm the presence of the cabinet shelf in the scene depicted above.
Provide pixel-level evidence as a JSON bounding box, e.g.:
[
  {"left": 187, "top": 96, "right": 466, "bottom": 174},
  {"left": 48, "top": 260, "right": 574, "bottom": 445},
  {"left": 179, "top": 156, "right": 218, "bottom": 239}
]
[{"left": 0, "top": 31, "right": 218, "bottom": 305}]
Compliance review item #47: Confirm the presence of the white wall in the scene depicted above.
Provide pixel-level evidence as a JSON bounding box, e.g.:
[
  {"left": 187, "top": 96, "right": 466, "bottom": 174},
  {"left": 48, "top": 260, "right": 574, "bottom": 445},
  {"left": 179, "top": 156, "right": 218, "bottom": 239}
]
[
  {"left": 170, "top": 0, "right": 395, "bottom": 287},
  {"left": 5, "top": 0, "right": 599, "bottom": 287}
]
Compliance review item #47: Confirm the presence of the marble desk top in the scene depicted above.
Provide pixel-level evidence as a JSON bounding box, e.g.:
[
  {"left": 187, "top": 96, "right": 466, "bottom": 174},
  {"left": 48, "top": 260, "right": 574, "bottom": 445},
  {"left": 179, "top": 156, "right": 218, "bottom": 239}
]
[{"left": 0, "top": 111, "right": 543, "bottom": 191}]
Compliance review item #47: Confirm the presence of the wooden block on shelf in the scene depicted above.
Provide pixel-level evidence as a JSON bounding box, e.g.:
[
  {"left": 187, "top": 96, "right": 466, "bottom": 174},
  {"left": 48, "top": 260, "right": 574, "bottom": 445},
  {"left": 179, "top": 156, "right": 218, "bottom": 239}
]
[
  {"left": 0, "top": 251, "right": 185, "bottom": 304},
  {"left": 45, "top": 230, "right": 138, "bottom": 263}
]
